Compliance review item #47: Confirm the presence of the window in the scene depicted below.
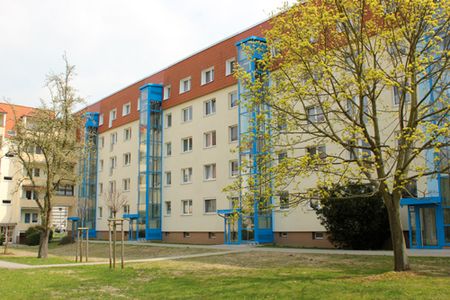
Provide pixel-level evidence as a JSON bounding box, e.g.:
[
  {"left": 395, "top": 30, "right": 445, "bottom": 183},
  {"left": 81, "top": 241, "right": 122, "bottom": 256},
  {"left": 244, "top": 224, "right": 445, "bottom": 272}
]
[
  {"left": 201, "top": 67, "right": 214, "bottom": 85},
  {"left": 182, "top": 168, "right": 192, "bottom": 184},
  {"left": 110, "top": 132, "right": 117, "bottom": 151},
  {"left": 393, "top": 86, "right": 411, "bottom": 105},
  {"left": 204, "top": 164, "right": 216, "bottom": 181},
  {"left": 99, "top": 183, "right": 103, "bottom": 195},
  {"left": 109, "top": 109, "right": 117, "bottom": 128},
  {"left": 306, "top": 106, "right": 324, "bottom": 123},
  {"left": 2, "top": 200, "right": 12, "bottom": 205},
  {"left": 208, "top": 232, "right": 216, "bottom": 239},
  {"left": 279, "top": 232, "right": 288, "bottom": 238},
  {"left": 166, "top": 113, "right": 172, "bottom": 128},
  {"left": 278, "top": 152, "right": 287, "bottom": 163},
  {"left": 23, "top": 189, "right": 39, "bottom": 200},
  {"left": 306, "top": 145, "right": 326, "bottom": 160},
  {"left": 226, "top": 58, "right": 235, "bottom": 76},
  {"left": 165, "top": 142, "right": 172, "bottom": 156},
  {"left": 229, "top": 125, "right": 238, "bottom": 142},
  {"left": 204, "top": 99, "right": 216, "bottom": 116},
  {"left": 123, "top": 178, "right": 130, "bottom": 191},
  {"left": 99, "top": 207, "right": 103, "bottom": 218},
  {"left": 110, "top": 156, "right": 117, "bottom": 175},
  {"left": 279, "top": 191, "right": 289, "bottom": 210},
  {"left": 137, "top": 97, "right": 140, "bottom": 111},
  {"left": 182, "top": 137, "right": 193, "bottom": 153},
  {"left": 163, "top": 85, "right": 171, "bottom": 100},
  {"left": 122, "top": 102, "right": 131, "bottom": 116},
  {"left": 99, "top": 114, "right": 104, "bottom": 126},
  {"left": 165, "top": 201, "right": 172, "bottom": 215},
  {"left": 183, "top": 232, "right": 191, "bottom": 238},
  {"left": 33, "top": 168, "right": 40, "bottom": 177},
  {"left": 182, "top": 106, "right": 193, "bottom": 122},
  {"left": 109, "top": 180, "right": 116, "bottom": 193},
  {"left": 204, "top": 199, "right": 216, "bottom": 213},
  {"left": 313, "top": 232, "right": 324, "bottom": 240},
  {"left": 24, "top": 213, "right": 30, "bottom": 223},
  {"left": 123, "top": 205, "right": 130, "bottom": 214},
  {"left": 182, "top": 200, "right": 193, "bottom": 215},
  {"left": 99, "top": 159, "right": 104, "bottom": 172},
  {"left": 124, "top": 128, "right": 132, "bottom": 141},
  {"left": 99, "top": 136, "right": 105, "bottom": 148},
  {"left": 180, "top": 77, "right": 191, "bottom": 93},
  {"left": 204, "top": 131, "right": 216, "bottom": 148},
  {"left": 230, "top": 160, "right": 238, "bottom": 177},
  {"left": 165, "top": 171, "right": 172, "bottom": 185},
  {"left": 229, "top": 90, "right": 238, "bottom": 108},
  {"left": 123, "top": 153, "right": 131, "bottom": 166},
  {"left": 31, "top": 213, "right": 38, "bottom": 223},
  {"left": 55, "top": 185, "right": 74, "bottom": 196},
  {"left": 3, "top": 176, "right": 12, "bottom": 181}
]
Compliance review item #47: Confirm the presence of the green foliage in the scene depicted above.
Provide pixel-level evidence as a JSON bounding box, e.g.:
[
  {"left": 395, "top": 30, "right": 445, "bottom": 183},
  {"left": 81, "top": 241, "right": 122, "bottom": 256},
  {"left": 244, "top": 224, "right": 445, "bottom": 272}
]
[
  {"left": 24, "top": 226, "right": 53, "bottom": 246},
  {"left": 314, "top": 184, "right": 390, "bottom": 250},
  {"left": 0, "top": 234, "right": 4, "bottom": 246}
]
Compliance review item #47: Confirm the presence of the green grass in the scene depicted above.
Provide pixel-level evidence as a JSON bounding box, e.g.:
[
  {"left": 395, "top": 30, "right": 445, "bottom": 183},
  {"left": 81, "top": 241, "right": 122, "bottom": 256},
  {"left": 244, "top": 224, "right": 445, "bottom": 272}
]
[
  {"left": 0, "top": 256, "right": 74, "bottom": 265},
  {"left": 0, "top": 251, "right": 449, "bottom": 299}
]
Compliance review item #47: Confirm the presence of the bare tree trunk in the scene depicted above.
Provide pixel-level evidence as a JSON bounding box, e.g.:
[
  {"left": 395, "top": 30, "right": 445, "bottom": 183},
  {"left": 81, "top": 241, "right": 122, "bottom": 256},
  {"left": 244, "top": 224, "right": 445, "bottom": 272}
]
[
  {"left": 38, "top": 228, "right": 50, "bottom": 258},
  {"left": 384, "top": 195, "right": 410, "bottom": 272}
]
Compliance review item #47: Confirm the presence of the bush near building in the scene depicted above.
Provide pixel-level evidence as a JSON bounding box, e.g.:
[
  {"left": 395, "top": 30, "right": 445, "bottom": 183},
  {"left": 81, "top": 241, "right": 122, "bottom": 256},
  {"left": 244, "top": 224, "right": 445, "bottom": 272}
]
[
  {"left": 314, "top": 184, "right": 390, "bottom": 250},
  {"left": 24, "top": 226, "right": 53, "bottom": 246}
]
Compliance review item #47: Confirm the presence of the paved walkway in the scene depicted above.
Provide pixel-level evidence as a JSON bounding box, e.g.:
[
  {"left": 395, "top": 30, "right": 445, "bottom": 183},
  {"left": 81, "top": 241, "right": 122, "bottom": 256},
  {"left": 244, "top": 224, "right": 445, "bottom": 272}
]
[
  {"left": 0, "top": 249, "right": 247, "bottom": 270},
  {"left": 1, "top": 242, "right": 448, "bottom": 269}
]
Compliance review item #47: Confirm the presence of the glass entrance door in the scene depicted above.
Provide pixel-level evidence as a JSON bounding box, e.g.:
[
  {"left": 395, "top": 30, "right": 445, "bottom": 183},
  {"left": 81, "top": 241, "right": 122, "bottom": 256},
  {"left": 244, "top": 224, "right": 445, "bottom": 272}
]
[
  {"left": 409, "top": 206, "right": 438, "bottom": 248},
  {"left": 420, "top": 207, "right": 438, "bottom": 247},
  {"left": 224, "top": 215, "right": 239, "bottom": 244}
]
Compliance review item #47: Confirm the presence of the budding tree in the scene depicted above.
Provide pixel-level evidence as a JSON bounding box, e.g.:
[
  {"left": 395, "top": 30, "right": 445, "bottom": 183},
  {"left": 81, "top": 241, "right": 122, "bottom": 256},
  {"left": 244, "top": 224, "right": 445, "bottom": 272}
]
[{"left": 235, "top": 0, "right": 450, "bottom": 271}]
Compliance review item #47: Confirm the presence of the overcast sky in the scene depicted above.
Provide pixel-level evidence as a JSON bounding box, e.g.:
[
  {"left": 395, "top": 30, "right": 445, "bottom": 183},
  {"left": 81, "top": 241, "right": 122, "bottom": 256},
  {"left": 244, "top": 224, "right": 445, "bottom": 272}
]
[{"left": 0, "top": 0, "right": 293, "bottom": 108}]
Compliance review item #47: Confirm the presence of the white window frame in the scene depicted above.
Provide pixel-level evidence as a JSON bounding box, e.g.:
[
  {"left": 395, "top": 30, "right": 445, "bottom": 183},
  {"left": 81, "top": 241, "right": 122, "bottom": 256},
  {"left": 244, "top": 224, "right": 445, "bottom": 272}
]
[
  {"left": 201, "top": 67, "right": 215, "bottom": 85},
  {"left": 180, "top": 77, "right": 192, "bottom": 94},
  {"left": 229, "top": 125, "right": 238, "bottom": 143},
  {"left": 393, "top": 86, "right": 411, "bottom": 106},
  {"left": 163, "top": 85, "right": 171, "bottom": 100},
  {"left": 122, "top": 102, "right": 131, "bottom": 116},
  {"left": 204, "top": 98, "right": 216, "bottom": 116},
  {"left": 203, "top": 130, "right": 216, "bottom": 148},
  {"left": 181, "top": 199, "right": 193, "bottom": 215},
  {"left": 123, "top": 178, "right": 130, "bottom": 191},
  {"left": 306, "top": 106, "right": 324, "bottom": 123},
  {"left": 165, "top": 201, "right": 172, "bottom": 216},
  {"left": 165, "top": 142, "right": 172, "bottom": 156},
  {"left": 204, "top": 163, "right": 216, "bottom": 181},
  {"left": 123, "top": 152, "right": 131, "bottom": 166},
  {"left": 99, "top": 159, "right": 104, "bottom": 172},
  {"left": 182, "top": 137, "right": 193, "bottom": 153},
  {"left": 229, "top": 90, "right": 238, "bottom": 108},
  {"left": 229, "top": 160, "right": 238, "bottom": 177},
  {"left": 99, "top": 114, "right": 104, "bottom": 126},
  {"left": 124, "top": 127, "right": 132, "bottom": 141},
  {"left": 181, "top": 167, "right": 193, "bottom": 184},
  {"left": 98, "top": 183, "right": 103, "bottom": 195},
  {"left": 109, "top": 109, "right": 117, "bottom": 128},
  {"left": 182, "top": 106, "right": 193, "bottom": 123},
  {"left": 166, "top": 113, "right": 172, "bottom": 128},
  {"left": 165, "top": 171, "right": 172, "bottom": 186},
  {"left": 225, "top": 58, "right": 236, "bottom": 76},
  {"left": 204, "top": 198, "right": 217, "bottom": 214}
]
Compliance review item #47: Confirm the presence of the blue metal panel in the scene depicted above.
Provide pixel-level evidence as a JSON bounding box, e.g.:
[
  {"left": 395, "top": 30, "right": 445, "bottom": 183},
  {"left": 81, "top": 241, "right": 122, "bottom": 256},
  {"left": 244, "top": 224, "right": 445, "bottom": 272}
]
[
  {"left": 235, "top": 36, "right": 273, "bottom": 245},
  {"left": 400, "top": 197, "right": 441, "bottom": 206},
  {"left": 138, "top": 83, "right": 163, "bottom": 241}
]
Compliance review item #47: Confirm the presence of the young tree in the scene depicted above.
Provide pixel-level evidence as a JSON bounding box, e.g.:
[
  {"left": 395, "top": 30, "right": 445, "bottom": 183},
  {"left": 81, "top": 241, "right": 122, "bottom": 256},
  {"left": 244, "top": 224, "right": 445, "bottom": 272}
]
[
  {"left": 9, "top": 56, "right": 85, "bottom": 258},
  {"left": 236, "top": 0, "right": 450, "bottom": 271},
  {"left": 104, "top": 189, "right": 128, "bottom": 219}
]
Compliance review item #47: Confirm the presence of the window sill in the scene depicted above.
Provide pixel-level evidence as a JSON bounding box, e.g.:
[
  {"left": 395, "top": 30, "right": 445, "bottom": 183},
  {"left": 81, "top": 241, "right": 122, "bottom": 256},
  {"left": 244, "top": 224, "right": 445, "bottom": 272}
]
[
  {"left": 203, "top": 179, "right": 216, "bottom": 182},
  {"left": 203, "top": 145, "right": 217, "bottom": 150},
  {"left": 181, "top": 151, "right": 193, "bottom": 154},
  {"left": 203, "top": 212, "right": 217, "bottom": 215},
  {"left": 201, "top": 80, "right": 214, "bottom": 86},
  {"left": 181, "top": 214, "right": 192, "bottom": 216},
  {"left": 181, "top": 182, "right": 192, "bottom": 185},
  {"left": 203, "top": 113, "right": 216, "bottom": 118}
]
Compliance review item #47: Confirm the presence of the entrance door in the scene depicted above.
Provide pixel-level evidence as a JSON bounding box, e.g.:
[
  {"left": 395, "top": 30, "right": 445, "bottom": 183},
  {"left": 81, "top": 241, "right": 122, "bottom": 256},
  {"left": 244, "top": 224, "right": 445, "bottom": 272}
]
[
  {"left": 224, "top": 215, "right": 239, "bottom": 244},
  {"left": 409, "top": 206, "right": 438, "bottom": 248},
  {"left": 241, "top": 216, "right": 254, "bottom": 242}
]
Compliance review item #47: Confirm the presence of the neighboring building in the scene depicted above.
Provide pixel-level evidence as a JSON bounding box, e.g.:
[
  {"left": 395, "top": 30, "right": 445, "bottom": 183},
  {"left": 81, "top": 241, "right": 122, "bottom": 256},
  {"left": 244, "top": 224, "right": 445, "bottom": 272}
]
[{"left": 0, "top": 103, "right": 76, "bottom": 243}]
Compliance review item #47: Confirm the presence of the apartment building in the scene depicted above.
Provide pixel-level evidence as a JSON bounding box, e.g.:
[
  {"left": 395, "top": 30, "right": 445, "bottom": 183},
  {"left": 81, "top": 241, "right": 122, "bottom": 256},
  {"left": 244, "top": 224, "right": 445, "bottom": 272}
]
[
  {"left": 74, "top": 18, "right": 449, "bottom": 249},
  {"left": 0, "top": 103, "right": 76, "bottom": 243}
]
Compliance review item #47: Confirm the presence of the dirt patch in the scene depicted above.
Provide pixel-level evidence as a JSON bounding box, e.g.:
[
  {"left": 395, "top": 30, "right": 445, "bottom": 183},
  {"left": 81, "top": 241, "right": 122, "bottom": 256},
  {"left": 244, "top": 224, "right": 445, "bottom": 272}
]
[{"left": 353, "top": 271, "right": 419, "bottom": 283}]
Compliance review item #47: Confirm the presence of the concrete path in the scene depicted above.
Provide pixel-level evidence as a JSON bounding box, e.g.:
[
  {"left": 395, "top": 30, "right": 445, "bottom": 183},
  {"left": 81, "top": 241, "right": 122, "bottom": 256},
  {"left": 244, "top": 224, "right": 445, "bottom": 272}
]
[{"left": 0, "top": 249, "right": 248, "bottom": 270}]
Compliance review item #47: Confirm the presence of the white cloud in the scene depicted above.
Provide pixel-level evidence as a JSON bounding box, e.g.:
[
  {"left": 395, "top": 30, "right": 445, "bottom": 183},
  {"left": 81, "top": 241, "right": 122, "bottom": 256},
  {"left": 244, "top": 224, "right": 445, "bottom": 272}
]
[{"left": 0, "top": 0, "right": 295, "bottom": 107}]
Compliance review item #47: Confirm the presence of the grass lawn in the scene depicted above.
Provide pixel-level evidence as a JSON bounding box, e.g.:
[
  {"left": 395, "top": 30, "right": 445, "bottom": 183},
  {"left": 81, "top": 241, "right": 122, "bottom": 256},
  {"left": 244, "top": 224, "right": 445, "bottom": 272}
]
[
  {"left": 0, "top": 250, "right": 449, "bottom": 299},
  {"left": 1, "top": 242, "right": 213, "bottom": 265}
]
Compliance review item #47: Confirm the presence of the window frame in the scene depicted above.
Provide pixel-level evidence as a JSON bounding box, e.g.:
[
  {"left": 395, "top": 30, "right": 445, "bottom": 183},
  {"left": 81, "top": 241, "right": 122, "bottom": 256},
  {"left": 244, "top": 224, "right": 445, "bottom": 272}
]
[
  {"left": 204, "top": 163, "right": 217, "bottom": 181},
  {"left": 182, "top": 106, "right": 193, "bottom": 123},
  {"left": 181, "top": 137, "right": 193, "bottom": 153},
  {"left": 204, "top": 198, "right": 217, "bottom": 214},
  {"left": 122, "top": 102, "right": 131, "bottom": 116},
  {"left": 181, "top": 167, "right": 193, "bottom": 184},
  {"left": 225, "top": 58, "right": 236, "bottom": 76},
  {"left": 179, "top": 77, "right": 192, "bottom": 94},
  {"left": 181, "top": 199, "right": 193, "bottom": 215},
  {"left": 203, "top": 130, "right": 217, "bottom": 148},
  {"left": 201, "top": 67, "right": 215, "bottom": 85}
]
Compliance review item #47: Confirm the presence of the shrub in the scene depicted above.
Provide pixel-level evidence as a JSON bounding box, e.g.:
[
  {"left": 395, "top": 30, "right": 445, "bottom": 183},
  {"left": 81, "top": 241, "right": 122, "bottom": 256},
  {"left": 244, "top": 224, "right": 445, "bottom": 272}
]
[
  {"left": 313, "top": 184, "right": 390, "bottom": 250},
  {"left": 24, "top": 226, "right": 53, "bottom": 246},
  {"left": 58, "top": 235, "right": 74, "bottom": 245},
  {"left": 0, "top": 234, "right": 4, "bottom": 246}
]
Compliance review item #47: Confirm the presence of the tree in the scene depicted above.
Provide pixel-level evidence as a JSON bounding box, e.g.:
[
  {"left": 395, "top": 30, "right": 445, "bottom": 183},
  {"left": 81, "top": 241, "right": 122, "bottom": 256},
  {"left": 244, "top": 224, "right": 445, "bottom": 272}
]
[
  {"left": 9, "top": 56, "right": 85, "bottom": 258},
  {"left": 104, "top": 189, "right": 128, "bottom": 219},
  {"left": 235, "top": 0, "right": 450, "bottom": 271},
  {"left": 313, "top": 184, "right": 390, "bottom": 250}
]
